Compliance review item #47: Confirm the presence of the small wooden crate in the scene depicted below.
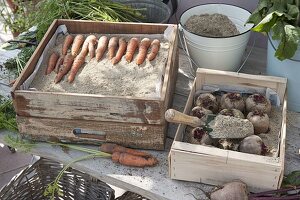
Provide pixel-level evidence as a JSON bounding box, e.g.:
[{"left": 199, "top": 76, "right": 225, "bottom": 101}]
[
  {"left": 168, "top": 68, "right": 287, "bottom": 192},
  {"left": 11, "top": 19, "right": 179, "bottom": 150}
]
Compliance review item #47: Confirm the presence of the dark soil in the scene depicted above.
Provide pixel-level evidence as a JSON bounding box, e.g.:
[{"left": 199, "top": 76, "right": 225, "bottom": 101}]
[{"left": 184, "top": 13, "right": 239, "bottom": 37}]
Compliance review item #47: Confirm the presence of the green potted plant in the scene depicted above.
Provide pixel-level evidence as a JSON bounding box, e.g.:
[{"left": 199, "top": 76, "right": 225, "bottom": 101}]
[{"left": 247, "top": 0, "right": 300, "bottom": 112}]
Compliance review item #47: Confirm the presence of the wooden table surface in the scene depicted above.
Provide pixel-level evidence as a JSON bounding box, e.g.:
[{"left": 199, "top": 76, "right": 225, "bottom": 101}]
[{"left": 1, "top": 47, "right": 300, "bottom": 200}]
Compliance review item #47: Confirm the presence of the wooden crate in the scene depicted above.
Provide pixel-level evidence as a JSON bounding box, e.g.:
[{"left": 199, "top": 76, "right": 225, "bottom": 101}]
[
  {"left": 11, "top": 19, "right": 179, "bottom": 150},
  {"left": 168, "top": 68, "right": 287, "bottom": 192}
]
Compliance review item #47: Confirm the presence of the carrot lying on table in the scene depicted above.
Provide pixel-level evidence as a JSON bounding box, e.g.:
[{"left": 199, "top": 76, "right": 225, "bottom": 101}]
[
  {"left": 147, "top": 39, "right": 160, "bottom": 61},
  {"left": 62, "top": 35, "right": 74, "bottom": 55},
  {"left": 108, "top": 37, "right": 118, "bottom": 59},
  {"left": 45, "top": 52, "right": 59, "bottom": 75},
  {"left": 71, "top": 34, "right": 84, "bottom": 56},
  {"left": 111, "top": 37, "right": 127, "bottom": 65},
  {"left": 125, "top": 37, "right": 138, "bottom": 63},
  {"left": 54, "top": 54, "right": 74, "bottom": 83},
  {"left": 96, "top": 36, "right": 108, "bottom": 61},
  {"left": 67, "top": 54, "right": 85, "bottom": 83},
  {"left": 136, "top": 38, "right": 151, "bottom": 65},
  {"left": 112, "top": 152, "right": 158, "bottom": 167},
  {"left": 54, "top": 55, "right": 64, "bottom": 73},
  {"left": 100, "top": 143, "right": 151, "bottom": 157}
]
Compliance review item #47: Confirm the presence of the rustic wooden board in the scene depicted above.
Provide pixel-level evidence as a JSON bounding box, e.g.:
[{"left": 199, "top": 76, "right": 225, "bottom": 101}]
[
  {"left": 17, "top": 116, "right": 166, "bottom": 150},
  {"left": 169, "top": 68, "right": 287, "bottom": 192}
]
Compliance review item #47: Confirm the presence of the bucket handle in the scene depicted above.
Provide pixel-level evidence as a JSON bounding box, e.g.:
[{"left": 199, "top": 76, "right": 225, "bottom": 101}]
[
  {"left": 267, "top": 33, "right": 300, "bottom": 62},
  {"left": 178, "top": 24, "right": 255, "bottom": 75}
]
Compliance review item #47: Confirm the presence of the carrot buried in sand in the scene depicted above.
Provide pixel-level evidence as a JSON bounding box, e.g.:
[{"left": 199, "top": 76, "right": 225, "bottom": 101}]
[
  {"left": 100, "top": 143, "right": 151, "bottom": 157},
  {"left": 71, "top": 34, "right": 84, "bottom": 56},
  {"left": 125, "top": 37, "right": 138, "bottom": 63},
  {"left": 147, "top": 39, "right": 160, "bottom": 61},
  {"left": 67, "top": 54, "right": 85, "bottom": 83},
  {"left": 112, "top": 152, "right": 158, "bottom": 167},
  {"left": 111, "top": 37, "right": 127, "bottom": 65},
  {"left": 45, "top": 52, "right": 59, "bottom": 75},
  {"left": 80, "top": 35, "right": 97, "bottom": 57},
  {"left": 62, "top": 35, "right": 74, "bottom": 55},
  {"left": 108, "top": 36, "right": 118, "bottom": 59},
  {"left": 54, "top": 55, "right": 64, "bottom": 73},
  {"left": 96, "top": 36, "right": 108, "bottom": 61},
  {"left": 136, "top": 38, "right": 151, "bottom": 65},
  {"left": 54, "top": 54, "right": 74, "bottom": 83}
]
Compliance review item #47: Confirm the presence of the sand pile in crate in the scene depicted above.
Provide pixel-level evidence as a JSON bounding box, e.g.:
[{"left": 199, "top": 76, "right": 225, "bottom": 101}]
[{"left": 30, "top": 34, "right": 170, "bottom": 98}]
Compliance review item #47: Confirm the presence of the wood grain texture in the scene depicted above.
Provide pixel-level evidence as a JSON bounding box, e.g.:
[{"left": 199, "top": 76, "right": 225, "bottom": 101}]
[{"left": 17, "top": 116, "right": 165, "bottom": 150}]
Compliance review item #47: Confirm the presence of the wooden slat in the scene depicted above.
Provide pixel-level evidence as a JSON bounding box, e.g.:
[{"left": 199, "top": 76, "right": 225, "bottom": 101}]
[
  {"left": 14, "top": 90, "right": 163, "bottom": 124},
  {"left": 170, "top": 149, "right": 280, "bottom": 192},
  {"left": 17, "top": 116, "right": 165, "bottom": 150},
  {"left": 196, "top": 68, "right": 287, "bottom": 103}
]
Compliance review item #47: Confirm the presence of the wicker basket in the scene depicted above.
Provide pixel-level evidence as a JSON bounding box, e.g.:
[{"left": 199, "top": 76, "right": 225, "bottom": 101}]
[
  {"left": 0, "top": 158, "right": 115, "bottom": 200},
  {"left": 116, "top": 191, "right": 149, "bottom": 200}
]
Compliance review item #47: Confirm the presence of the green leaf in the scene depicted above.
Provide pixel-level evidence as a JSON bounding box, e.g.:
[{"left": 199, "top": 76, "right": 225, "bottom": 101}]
[
  {"left": 287, "top": 4, "right": 299, "bottom": 18},
  {"left": 275, "top": 25, "right": 300, "bottom": 60},
  {"left": 282, "top": 171, "right": 300, "bottom": 187},
  {"left": 247, "top": 9, "right": 263, "bottom": 25},
  {"left": 252, "top": 12, "right": 279, "bottom": 32},
  {"left": 271, "top": 20, "right": 285, "bottom": 40}
]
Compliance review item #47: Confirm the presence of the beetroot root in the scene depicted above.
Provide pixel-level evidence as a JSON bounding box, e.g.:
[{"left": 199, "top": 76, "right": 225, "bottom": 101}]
[{"left": 210, "top": 181, "right": 248, "bottom": 200}]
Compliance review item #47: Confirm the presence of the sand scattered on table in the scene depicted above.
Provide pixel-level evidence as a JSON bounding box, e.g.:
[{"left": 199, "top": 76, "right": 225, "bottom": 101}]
[
  {"left": 184, "top": 13, "right": 239, "bottom": 37},
  {"left": 30, "top": 34, "right": 170, "bottom": 98}
]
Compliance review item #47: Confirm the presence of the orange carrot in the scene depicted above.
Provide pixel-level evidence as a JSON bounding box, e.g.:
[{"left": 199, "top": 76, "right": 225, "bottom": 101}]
[
  {"left": 100, "top": 143, "right": 151, "bottom": 157},
  {"left": 112, "top": 37, "right": 127, "bottom": 65},
  {"left": 62, "top": 35, "right": 74, "bottom": 55},
  {"left": 67, "top": 54, "right": 85, "bottom": 83},
  {"left": 108, "top": 37, "right": 118, "bottom": 59},
  {"left": 136, "top": 38, "right": 151, "bottom": 65},
  {"left": 88, "top": 42, "right": 96, "bottom": 59},
  {"left": 96, "top": 36, "right": 108, "bottom": 61},
  {"left": 54, "top": 55, "right": 65, "bottom": 73},
  {"left": 71, "top": 34, "right": 84, "bottom": 56},
  {"left": 80, "top": 35, "right": 97, "bottom": 58},
  {"left": 45, "top": 52, "right": 59, "bottom": 75},
  {"left": 112, "top": 152, "right": 158, "bottom": 167},
  {"left": 125, "top": 37, "right": 139, "bottom": 63},
  {"left": 147, "top": 39, "right": 160, "bottom": 61},
  {"left": 54, "top": 54, "right": 74, "bottom": 83}
]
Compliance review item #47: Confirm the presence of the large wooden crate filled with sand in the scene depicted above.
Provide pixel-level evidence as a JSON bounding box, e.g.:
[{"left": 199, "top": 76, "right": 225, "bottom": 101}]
[
  {"left": 168, "top": 68, "right": 287, "bottom": 192},
  {"left": 11, "top": 19, "right": 179, "bottom": 150}
]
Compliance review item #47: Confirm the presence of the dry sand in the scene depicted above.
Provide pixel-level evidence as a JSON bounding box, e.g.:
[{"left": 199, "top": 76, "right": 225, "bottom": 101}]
[{"left": 30, "top": 33, "right": 170, "bottom": 98}]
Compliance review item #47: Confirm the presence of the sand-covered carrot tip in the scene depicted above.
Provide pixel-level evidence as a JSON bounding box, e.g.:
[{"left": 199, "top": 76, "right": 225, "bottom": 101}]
[
  {"left": 125, "top": 37, "right": 139, "bottom": 63},
  {"left": 80, "top": 35, "right": 97, "bottom": 58},
  {"left": 71, "top": 34, "right": 84, "bottom": 56},
  {"left": 68, "top": 54, "right": 86, "bottom": 83},
  {"left": 100, "top": 143, "right": 151, "bottom": 157},
  {"left": 112, "top": 37, "right": 127, "bottom": 65},
  {"left": 147, "top": 39, "right": 160, "bottom": 61},
  {"left": 45, "top": 52, "right": 59, "bottom": 75},
  {"left": 96, "top": 36, "right": 108, "bottom": 61},
  {"left": 54, "top": 54, "right": 74, "bottom": 83},
  {"left": 62, "top": 35, "right": 74, "bottom": 55},
  {"left": 108, "top": 36, "right": 118, "bottom": 59},
  {"left": 136, "top": 38, "right": 151, "bottom": 65},
  {"left": 54, "top": 55, "right": 65, "bottom": 73},
  {"left": 112, "top": 152, "right": 158, "bottom": 167}
]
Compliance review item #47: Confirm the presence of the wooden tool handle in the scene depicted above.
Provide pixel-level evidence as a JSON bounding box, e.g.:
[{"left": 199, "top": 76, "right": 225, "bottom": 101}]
[{"left": 165, "top": 109, "right": 204, "bottom": 127}]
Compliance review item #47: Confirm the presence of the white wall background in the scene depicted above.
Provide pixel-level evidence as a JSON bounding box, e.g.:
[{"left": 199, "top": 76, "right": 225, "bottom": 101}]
[{"left": 169, "top": 0, "right": 266, "bottom": 48}]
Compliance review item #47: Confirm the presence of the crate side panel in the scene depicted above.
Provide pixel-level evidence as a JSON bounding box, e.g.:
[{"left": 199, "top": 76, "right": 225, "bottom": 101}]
[
  {"left": 17, "top": 116, "right": 165, "bottom": 150},
  {"left": 59, "top": 20, "right": 169, "bottom": 35},
  {"left": 14, "top": 91, "right": 164, "bottom": 124},
  {"left": 170, "top": 149, "right": 281, "bottom": 192},
  {"left": 196, "top": 68, "right": 287, "bottom": 103}
]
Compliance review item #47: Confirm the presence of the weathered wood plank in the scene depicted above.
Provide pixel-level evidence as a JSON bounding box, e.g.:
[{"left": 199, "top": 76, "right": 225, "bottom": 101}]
[
  {"left": 17, "top": 116, "right": 166, "bottom": 150},
  {"left": 14, "top": 91, "right": 164, "bottom": 124}
]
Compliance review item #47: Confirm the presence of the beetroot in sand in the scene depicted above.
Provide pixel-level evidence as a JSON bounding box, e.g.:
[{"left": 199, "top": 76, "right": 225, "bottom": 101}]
[
  {"left": 239, "top": 135, "right": 267, "bottom": 155},
  {"left": 195, "top": 93, "right": 219, "bottom": 113},
  {"left": 246, "top": 94, "right": 271, "bottom": 114},
  {"left": 220, "top": 93, "right": 245, "bottom": 112},
  {"left": 210, "top": 180, "right": 248, "bottom": 200},
  {"left": 219, "top": 108, "right": 245, "bottom": 119},
  {"left": 247, "top": 110, "right": 269, "bottom": 134},
  {"left": 190, "top": 127, "right": 213, "bottom": 145}
]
